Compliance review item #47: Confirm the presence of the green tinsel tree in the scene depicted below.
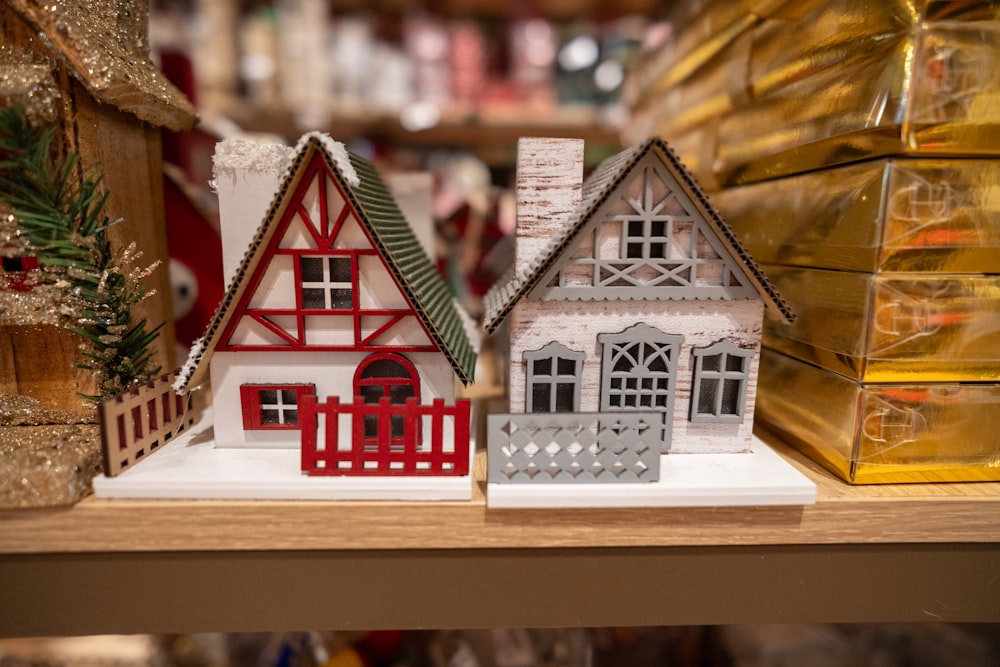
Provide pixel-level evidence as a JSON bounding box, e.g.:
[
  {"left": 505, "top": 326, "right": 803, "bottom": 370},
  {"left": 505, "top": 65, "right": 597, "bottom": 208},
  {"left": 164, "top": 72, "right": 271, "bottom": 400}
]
[{"left": 0, "top": 104, "right": 161, "bottom": 398}]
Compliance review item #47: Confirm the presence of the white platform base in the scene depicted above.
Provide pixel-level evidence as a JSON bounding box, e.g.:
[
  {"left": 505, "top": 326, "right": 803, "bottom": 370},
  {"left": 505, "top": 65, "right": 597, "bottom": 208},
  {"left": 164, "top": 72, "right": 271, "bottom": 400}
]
[
  {"left": 485, "top": 436, "right": 816, "bottom": 508},
  {"left": 93, "top": 408, "right": 474, "bottom": 501},
  {"left": 95, "top": 409, "right": 815, "bottom": 506}
]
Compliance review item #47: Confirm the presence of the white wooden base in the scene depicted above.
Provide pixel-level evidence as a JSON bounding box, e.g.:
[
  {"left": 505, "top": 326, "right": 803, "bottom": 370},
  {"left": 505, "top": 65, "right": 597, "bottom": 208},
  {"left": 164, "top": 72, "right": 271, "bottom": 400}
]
[
  {"left": 485, "top": 436, "right": 816, "bottom": 508},
  {"left": 93, "top": 407, "right": 475, "bottom": 501},
  {"left": 94, "top": 408, "right": 815, "bottom": 506}
]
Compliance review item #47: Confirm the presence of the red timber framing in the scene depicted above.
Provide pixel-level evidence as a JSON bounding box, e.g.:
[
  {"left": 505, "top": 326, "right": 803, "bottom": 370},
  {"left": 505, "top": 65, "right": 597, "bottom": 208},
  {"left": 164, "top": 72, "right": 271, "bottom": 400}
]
[
  {"left": 216, "top": 152, "right": 440, "bottom": 354},
  {"left": 299, "top": 395, "right": 471, "bottom": 477}
]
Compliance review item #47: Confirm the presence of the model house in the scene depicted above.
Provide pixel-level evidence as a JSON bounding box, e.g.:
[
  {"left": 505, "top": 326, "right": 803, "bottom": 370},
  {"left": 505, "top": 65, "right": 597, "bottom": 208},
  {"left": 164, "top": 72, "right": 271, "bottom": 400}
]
[
  {"left": 483, "top": 137, "right": 793, "bottom": 485},
  {"left": 1, "top": 0, "right": 195, "bottom": 420},
  {"left": 175, "top": 133, "right": 477, "bottom": 478}
]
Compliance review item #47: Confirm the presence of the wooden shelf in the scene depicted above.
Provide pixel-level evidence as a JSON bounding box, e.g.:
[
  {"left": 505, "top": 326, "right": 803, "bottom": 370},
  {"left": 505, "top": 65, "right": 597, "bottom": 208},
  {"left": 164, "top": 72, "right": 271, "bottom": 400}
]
[{"left": 2, "top": 434, "right": 999, "bottom": 636}]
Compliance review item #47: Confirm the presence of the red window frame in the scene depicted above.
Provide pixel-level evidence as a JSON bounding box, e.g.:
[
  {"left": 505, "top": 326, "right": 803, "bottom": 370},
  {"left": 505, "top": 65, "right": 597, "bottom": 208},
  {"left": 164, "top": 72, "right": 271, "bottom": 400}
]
[
  {"left": 240, "top": 383, "right": 315, "bottom": 430},
  {"left": 1, "top": 255, "right": 40, "bottom": 292}
]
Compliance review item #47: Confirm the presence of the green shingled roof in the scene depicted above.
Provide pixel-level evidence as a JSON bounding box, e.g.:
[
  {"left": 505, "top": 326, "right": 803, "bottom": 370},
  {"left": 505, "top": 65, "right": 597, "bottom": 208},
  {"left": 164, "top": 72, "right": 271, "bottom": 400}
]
[{"left": 346, "top": 151, "right": 477, "bottom": 385}]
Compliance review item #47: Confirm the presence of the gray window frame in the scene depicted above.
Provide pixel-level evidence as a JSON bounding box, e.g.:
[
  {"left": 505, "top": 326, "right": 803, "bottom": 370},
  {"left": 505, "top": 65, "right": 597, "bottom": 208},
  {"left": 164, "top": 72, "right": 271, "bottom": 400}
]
[
  {"left": 689, "top": 340, "right": 755, "bottom": 423},
  {"left": 598, "top": 323, "right": 682, "bottom": 452},
  {"left": 523, "top": 342, "right": 586, "bottom": 413}
]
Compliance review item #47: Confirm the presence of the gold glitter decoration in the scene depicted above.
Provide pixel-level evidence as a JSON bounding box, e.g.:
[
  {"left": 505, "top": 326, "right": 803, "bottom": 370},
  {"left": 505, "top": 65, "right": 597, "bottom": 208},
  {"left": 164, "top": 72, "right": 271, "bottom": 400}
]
[
  {"left": 0, "top": 284, "right": 78, "bottom": 326},
  {"left": 0, "top": 394, "right": 98, "bottom": 508},
  {"left": 0, "top": 45, "right": 59, "bottom": 124},
  {"left": 5, "top": 0, "right": 196, "bottom": 131},
  {"left": 0, "top": 392, "right": 93, "bottom": 427},
  {"left": 0, "top": 423, "right": 100, "bottom": 508}
]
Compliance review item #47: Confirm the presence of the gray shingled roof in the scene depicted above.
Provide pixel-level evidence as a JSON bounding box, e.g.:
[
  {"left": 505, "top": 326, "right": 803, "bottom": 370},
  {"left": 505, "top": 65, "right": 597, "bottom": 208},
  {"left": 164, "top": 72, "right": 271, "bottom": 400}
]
[
  {"left": 482, "top": 137, "right": 794, "bottom": 333},
  {"left": 178, "top": 136, "right": 476, "bottom": 393}
]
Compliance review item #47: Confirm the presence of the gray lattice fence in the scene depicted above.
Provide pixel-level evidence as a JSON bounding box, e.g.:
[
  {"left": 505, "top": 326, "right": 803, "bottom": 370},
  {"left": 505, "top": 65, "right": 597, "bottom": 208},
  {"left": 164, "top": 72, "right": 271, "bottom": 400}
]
[{"left": 488, "top": 412, "right": 663, "bottom": 484}]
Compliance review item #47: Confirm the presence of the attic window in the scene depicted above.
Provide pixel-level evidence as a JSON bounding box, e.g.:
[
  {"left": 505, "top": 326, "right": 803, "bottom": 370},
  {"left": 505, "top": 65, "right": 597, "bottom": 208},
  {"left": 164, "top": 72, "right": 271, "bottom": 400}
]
[
  {"left": 690, "top": 341, "right": 754, "bottom": 423},
  {"left": 240, "top": 384, "right": 315, "bottom": 430},
  {"left": 524, "top": 342, "right": 585, "bottom": 413},
  {"left": 300, "top": 256, "right": 353, "bottom": 309},
  {"left": 624, "top": 219, "right": 669, "bottom": 260}
]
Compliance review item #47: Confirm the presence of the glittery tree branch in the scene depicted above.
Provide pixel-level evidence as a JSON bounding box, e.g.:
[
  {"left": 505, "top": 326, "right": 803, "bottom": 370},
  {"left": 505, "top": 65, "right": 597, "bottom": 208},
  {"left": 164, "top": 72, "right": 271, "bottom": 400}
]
[{"left": 0, "top": 104, "right": 161, "bottom": 398}]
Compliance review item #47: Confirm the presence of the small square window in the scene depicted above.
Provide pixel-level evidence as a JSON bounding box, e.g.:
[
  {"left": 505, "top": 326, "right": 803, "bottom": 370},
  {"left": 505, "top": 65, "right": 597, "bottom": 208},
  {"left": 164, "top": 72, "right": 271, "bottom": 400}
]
[
  {"left": 300, "top": 257, "right": 324, "bottom": 282},
  {"left": 330, "top": 257, "right": 351, "bottom": 282},
  {"left": 557, "top": 358, "right": 577, "bottom": 375},
  {"left": 302, "top": 288, "right": 326, "bottom": 309},
  {"left": 241, "top": 384, "right": 314, "bottom": 430},
  {"left": 330, "top": 287, "right": 352, "bottom": 308},
  {"left": 299, "top": 255, "right": 354, "bottom": 309}
]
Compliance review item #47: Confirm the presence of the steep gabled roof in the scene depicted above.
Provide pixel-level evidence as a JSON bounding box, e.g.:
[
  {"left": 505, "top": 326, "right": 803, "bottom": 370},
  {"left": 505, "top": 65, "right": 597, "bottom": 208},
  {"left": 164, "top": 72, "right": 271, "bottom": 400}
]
[
  {"left": 482, "top": 137, "right": 794, "bottom": 333},
  {"left": 177, "top": 134, "right": 476, "bottom": 393}
]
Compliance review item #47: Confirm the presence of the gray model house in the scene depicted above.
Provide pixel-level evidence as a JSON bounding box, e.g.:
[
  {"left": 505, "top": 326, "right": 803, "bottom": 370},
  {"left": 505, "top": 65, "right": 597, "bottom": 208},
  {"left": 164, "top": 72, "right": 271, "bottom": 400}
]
[{"left": 483, "top": 137, "right": 793, "bottom": 485}]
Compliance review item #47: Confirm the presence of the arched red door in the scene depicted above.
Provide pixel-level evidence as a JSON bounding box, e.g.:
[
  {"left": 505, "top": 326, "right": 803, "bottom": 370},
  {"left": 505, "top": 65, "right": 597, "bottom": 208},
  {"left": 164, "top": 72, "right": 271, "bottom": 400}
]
[{"left": 354, "top": 353, "right": 420, "bottom": 452}]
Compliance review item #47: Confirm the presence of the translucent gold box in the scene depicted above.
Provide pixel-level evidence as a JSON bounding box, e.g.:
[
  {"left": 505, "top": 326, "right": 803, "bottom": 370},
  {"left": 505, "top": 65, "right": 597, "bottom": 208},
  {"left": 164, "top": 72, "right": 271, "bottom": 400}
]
[
  {"left": 716, "top": 158, "right": 1000, "bottom": 274},
  {"left": 761, "top": 265, "right": 1000, "bottom": 382},
  {"left": 624, "top": 0, "right": 807, "bottom": 111},
  {"left": 757, "top": 347, "right": 1000, "bottom": 484},
  {"left": 627, "top": 20, "right": 1000, "bottom": 187},
  {"left": 713, "top": 21, "right": 1000, "bottom": 185},
  {"left": 627, "top": 0, "right": 1000, "bottom": 138}
]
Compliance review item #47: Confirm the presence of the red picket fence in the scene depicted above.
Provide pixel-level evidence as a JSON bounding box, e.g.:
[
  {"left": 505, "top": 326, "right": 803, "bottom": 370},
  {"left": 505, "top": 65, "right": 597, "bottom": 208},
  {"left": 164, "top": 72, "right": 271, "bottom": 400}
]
[
  {"left": 300, "top": 395, "right": 471, "bottom": 476},
  {"left": 98, "top": 372, "right": 194, "bottom": 477}
]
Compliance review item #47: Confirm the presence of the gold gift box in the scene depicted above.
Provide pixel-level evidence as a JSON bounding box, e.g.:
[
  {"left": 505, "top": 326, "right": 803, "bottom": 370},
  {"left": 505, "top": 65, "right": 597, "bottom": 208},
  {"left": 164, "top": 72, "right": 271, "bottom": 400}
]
[
  {"left": 624, "top": 0, "right": 807, "bottom": 110},
  {"left": 761, "top": 265, "right": 1000, "bottom": 382},
  {"left": 716, "top": 158, "right": 1000, "bottom": 274},
  {"left": 628, "top": 0, "right": 1000, "bottom": 134},
  {"left": 715, "top": 22, "right": 1000, "bottom": 185},
  {"left": 757, "top": 347, "right": 1000, "bottom": 483},
  {"left": 627, "top": 19, "right": 1000, "bottom": 187}
]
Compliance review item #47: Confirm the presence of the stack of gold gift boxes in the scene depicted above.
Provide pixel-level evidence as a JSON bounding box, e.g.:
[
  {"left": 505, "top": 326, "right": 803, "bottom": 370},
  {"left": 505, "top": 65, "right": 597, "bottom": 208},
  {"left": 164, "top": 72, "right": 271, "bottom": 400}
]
[{"left": 624, "top": 0, "right": 1000, "bottom": 482}]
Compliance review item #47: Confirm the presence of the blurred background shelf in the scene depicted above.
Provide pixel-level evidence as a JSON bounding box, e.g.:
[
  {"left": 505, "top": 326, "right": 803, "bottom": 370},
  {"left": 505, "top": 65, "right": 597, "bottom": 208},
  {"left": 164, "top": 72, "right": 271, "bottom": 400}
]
[{"left": 223, "top": 100, "right": 624, "bottom": 166}]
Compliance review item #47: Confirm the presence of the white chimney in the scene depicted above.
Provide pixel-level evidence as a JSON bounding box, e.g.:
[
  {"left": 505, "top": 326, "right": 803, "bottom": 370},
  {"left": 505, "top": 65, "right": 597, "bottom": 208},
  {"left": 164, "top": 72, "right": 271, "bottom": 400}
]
[
  {"left": 212, "top": 138, "right": 294, "bottom": 286},
  {"left": 514, "top": 137, "right": 585, "bottom": 275}
]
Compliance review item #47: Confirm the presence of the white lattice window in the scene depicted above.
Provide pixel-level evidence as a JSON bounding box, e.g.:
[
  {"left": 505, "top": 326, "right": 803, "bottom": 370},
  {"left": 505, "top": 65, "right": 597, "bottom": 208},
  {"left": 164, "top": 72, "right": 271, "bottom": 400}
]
[{"left": 690, "top": 341, "right": 755, "bottom": 423}]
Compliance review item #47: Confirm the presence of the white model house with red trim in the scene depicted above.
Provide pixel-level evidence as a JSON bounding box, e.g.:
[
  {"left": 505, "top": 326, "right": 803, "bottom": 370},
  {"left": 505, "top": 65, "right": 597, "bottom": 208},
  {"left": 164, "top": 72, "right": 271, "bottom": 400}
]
[
  {"left": 481, "top": 137, "right": 808, "bottom": 507},
  {"left": 175, "top": 133, "right": 477, "bottom": 485}
]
